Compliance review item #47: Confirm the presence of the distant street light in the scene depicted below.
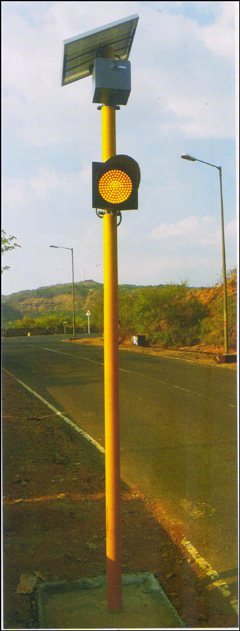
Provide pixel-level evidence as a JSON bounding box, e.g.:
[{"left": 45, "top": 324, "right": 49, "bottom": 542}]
[
  {"left": 49, "top": 245, "right": 76, "bottom": 338},
  {"left": 181, "top": 153, "right": 229, "bottom": 355},
  {"left": 63, "top": 320, "right": 68, "bottom": 335},
  {"left": 86, "top": 310, "right": 91, "bottom": 334}
]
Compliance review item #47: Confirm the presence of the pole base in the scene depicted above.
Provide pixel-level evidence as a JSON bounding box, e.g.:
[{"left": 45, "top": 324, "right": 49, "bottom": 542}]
[{"left": 38, "top": 572, "right": 185, "bottom": 629}]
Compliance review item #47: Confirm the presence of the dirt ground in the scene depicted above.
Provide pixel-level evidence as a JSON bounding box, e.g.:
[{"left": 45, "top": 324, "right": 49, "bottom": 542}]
[{"left": 2, "top": 369, "right": 238, "bottom": 630}]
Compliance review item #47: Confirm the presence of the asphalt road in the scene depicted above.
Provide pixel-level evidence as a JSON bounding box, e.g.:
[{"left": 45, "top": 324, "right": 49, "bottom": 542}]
[{"left": 2, "top": 335, "right": 238, "bottom": 613}]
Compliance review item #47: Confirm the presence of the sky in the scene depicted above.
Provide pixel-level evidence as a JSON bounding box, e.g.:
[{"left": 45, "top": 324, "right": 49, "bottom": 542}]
[{"left": 1, "top": 1, "right": 239, "bottom": 295}]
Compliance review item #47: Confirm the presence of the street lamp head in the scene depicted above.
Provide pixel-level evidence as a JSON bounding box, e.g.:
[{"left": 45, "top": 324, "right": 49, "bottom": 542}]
[
  {"left": 49, "top": 245, "right": 58, "bottom": 248},
  {"left": 181, "top": 153, "right": 197, "bottom": 161}
]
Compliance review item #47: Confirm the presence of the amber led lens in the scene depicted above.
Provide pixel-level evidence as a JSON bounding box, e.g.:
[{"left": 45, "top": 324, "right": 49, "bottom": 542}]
[{"left": 98, "top": 169, "right": 132, "bottom": 204}]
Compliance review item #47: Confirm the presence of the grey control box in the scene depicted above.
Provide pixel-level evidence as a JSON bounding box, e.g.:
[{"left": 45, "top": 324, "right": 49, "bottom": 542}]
[{"left": 92, "top": 58, "right": 131, "bottom": 105}]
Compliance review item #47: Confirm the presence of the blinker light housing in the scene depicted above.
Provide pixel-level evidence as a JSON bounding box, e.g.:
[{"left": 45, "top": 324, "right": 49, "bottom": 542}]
[{"left": 92, "top": 154, "right": 140, "bottom": 211}]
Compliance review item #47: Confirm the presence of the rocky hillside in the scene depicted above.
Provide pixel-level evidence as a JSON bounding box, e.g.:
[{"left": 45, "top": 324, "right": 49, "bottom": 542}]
[
  {"left": 1, "top": 280, "right": 140, "bottom": 327},
  {"left": 2, "top": 272, "right": 236, "bottom": 352}
]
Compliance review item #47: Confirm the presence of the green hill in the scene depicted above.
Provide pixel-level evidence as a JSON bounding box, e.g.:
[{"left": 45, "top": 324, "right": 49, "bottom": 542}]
[
  {"left": 1, "top": 280, "right": 100, "bottom": 326},
  {"left": 1, "top": 280, "right": 142, "bottom": 327},
  {"left": 1, "top": 272, "right": 236, "bottom": 352}
]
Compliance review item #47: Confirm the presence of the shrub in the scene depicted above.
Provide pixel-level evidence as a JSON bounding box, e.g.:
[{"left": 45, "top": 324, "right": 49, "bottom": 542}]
[{"left": 132, "top": 283, "right": 208, "bottom": 348}]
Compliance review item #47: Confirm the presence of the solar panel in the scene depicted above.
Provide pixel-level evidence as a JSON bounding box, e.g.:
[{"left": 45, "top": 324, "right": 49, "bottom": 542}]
[{"left": 62, "top": 14, "right": 139, "bottom": 86}]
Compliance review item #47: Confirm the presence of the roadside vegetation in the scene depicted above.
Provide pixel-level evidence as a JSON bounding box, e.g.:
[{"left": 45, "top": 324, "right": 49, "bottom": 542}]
[
  {"left": 1, "top": 230, "right": 21, "bottom": 273},
  {"left": 2, "top": 269, "right": 236, "bottom": 352}
]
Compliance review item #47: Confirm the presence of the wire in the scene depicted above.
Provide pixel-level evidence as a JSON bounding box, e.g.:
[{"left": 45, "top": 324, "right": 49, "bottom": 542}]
[
  {"left": 95, "top": 209, "right": 105, "bottom": 219},
  {"left": 116, "top": 211, "right": 122, "bottom": 227},
  {"left": 95, "top": 208, "right": 122, "bottom": 226}
]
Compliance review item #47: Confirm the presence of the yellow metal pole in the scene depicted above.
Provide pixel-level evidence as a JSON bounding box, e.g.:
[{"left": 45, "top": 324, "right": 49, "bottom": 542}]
[{"left": 102, "top": 103, "right": 122, "bottom": 611}]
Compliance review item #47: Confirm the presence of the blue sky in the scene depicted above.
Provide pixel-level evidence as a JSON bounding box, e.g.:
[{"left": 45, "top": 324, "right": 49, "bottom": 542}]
[{"left": 2, "top": 1, "right": 238, "bottom": 295}]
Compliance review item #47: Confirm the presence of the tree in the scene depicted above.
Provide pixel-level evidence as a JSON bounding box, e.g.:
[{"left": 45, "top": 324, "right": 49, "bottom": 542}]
[{"left": 1, "top": 230, "right": 21, "bottom": 272}]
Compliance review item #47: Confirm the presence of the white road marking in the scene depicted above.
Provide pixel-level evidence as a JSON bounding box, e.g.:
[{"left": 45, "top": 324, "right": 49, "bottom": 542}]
[
  {"left": 155, "top": 354, "right": 195, "bottom": 363},
  {"left": 41, "top": 346, "right": 234, "bottom": 405},
  {"left": 4, "top": 367, "right": 237, "bottom": 616},
  {"left": 173, "top": 384, "right": 203, "bottom": 397},
  {"left": 41, "top": 346, "right": 131, "bottom": 373},
  {"left": 181, "top": 537, "right": 238, "bottom": 614},
  {"left": 3, "top": 369, "right": 105, "bottom": 454},
  {"left": 42, "top": 346, "right": 104, "bottom": 365}
]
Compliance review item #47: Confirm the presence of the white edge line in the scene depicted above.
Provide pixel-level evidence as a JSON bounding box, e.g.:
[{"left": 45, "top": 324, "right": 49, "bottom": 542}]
[
  {"left": 3, "top": 369, "right": 105, "bottom": 454},
  {"left": 39, "top": 346, "right": 234, "bottom": 404},
  {"left": 42, "top": 346, "right": 131, "bottom": 373},
  {"left": 3, "top": 370, "right": 238, "bottom": 616},
  {"left": 181, "top": 537, "right": 238, "bottom": 615},
  {"left": 119, "top": 347, "right": 195, "bottom": 363}
]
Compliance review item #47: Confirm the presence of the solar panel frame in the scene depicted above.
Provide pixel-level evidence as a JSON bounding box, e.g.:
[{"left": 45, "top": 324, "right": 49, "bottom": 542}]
[{"left": 61, "top": 14, "right": 139, "bottom": 86}]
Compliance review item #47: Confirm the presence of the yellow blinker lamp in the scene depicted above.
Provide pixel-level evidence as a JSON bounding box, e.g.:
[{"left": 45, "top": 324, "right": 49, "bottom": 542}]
[{"left": 92, "top": 155, "right": 140, "bottom": 211}]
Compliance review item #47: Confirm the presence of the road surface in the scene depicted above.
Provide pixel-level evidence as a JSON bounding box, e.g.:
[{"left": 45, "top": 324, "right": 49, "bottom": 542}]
[{"left": 2, "top": 335, "right": 238, "bottom": 616}]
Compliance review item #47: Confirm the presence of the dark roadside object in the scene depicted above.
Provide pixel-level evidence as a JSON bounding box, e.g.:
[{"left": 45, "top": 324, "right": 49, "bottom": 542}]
[{"left": 215, "top": 354, "right": 237, "bottom": 364}]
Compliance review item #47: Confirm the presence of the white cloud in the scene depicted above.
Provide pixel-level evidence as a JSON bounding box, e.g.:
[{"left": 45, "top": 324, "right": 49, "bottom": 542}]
[
  {"left": 150, "top": 215, "right": 236, "bottom": 246},
  {"left": 3, "top": 177, "right": 28, "bottom": 210},
  {"left": 2, "top": 166, "right": 91, "bottom": 220},
  {"left": 151, "top": 215, "right": 199, "bottom": 239},
  {"left": 225, "top": 217, "right": 237, "bottom": 239},
  {"left": 29, "top": 166, "right": 91, "bottom": 200},
  {"left": 162, "top": 90, "right": 235, "bottom": 138},
  {"left": 2, "top": 0, "right": 236, "bottom": 149},
  {"left": 29, "top": 168, "right": 60, "bottom": 201},
  {"left": 201, "top": 1, "right": 236, "bottom": 60},
  {"left": 1, "top": 2, "right": 237, "bottom": 294}
]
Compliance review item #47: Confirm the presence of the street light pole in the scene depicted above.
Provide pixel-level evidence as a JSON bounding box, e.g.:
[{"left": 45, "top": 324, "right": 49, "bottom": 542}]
[
  {"left": 86, "top": 310, "right": 91, "bottom": 334},
  {"left": 181, "top": 153, "right": 229, "bottom": 355},
  {"left": 218, "top": 166, "right": 229, "bottom": 356},
  {"left": 49, "top": 245, "right": 76, "bottom": 339},
  {"left": 70, "top": 247, "right": 76, "bottom": 339}
]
